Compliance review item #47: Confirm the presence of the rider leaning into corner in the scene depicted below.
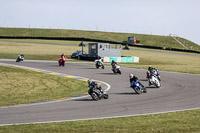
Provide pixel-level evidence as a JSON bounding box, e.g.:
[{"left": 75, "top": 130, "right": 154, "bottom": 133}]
[
  {"left": 147, "top": 65, "right": 161, "bottom": 81},
  {"left": 111, "top": 60, "right": 118, "bottom": 66},
  {"left": 88, "top": 79, "right": 101, "bottom": 91},
  {"left": 129, "top": 73, "right": 144, "bottom": 87},
  {"left": 95, "top": 58, "right": 104, "bottom": 64},
  {"left": 148, "top": 65, "right": 158, "bottom": 74}
]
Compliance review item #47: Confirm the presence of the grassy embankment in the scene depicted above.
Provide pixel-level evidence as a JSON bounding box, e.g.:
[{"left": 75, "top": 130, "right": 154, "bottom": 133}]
[{"left": 0, "top": 27, "right": 200, "bottom": 51}]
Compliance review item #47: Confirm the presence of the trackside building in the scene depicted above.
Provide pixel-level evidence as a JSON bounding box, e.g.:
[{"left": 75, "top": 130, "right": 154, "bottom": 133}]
[{"left": 88, "top": 43, "right": 139, "bottom": 63}]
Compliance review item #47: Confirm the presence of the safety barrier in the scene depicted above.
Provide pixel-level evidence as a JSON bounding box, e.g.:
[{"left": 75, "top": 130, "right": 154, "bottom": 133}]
[{"left": 104, "top": 56, "right": 139, "bottom": 63}]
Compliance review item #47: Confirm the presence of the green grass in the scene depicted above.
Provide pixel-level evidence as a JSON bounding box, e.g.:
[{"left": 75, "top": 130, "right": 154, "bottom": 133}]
[
  {"left": 0, "top": 109, "right": 200, "bottom": 133},
  {"left": 0, "top": 66, "right": 88, "bottom": 106},
  {"left": 1, "top": 40, "right": 199, "bottom": 74},
  {"left": 120, "top": 47, "right": 200, "bottom": 74},
  {"left": 0, "top": 40, "right": 88, "bottom": 60},
  {"left": 1, "top": 27, "right": 200, "bottom": 51},
  {"left": 0, "top": 33, "right": 200, "bottom": 132}
]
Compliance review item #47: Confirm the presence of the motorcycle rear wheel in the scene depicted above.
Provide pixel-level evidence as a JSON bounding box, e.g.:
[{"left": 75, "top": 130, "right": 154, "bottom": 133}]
[
  {"left": 91, "top": 92, "right": 99, "bottom": 101},
  {"left": 96, "top": 65, "right": 99, "bottom": 69}
]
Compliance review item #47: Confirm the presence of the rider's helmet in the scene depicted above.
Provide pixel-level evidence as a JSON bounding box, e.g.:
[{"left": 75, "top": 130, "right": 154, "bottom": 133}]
[
  {"left": 21, "top": 54, "right": 24, "bottom": 56},
  {"left": 148, "top": 65, "right": 153, "bottom": 71},
  {"left": 112, "top": 60, "right": 115, "bottom": 63},
  {"left": 88, "top": 79, "right": 92, "bottom": 85},
  {"left": 129, "top": 73, "right": 133, "bottom": 78}
]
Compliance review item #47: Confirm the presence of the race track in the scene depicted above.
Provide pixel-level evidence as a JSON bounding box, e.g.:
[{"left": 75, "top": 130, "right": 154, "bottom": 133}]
[{"left": 0, "top": 60, "right": 200, "bottom": 126}]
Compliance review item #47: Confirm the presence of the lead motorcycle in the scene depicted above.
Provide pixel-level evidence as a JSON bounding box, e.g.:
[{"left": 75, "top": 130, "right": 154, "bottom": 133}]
[
  {"left": 88, "top": 80, "right": 108, "bottom": 101},
  {"left": 130, "top": 81, "right": 147, "bottom": 94},
  {"left": 146, "top": 71, "right": 161, "bottom": 88},
  {"left": 16, "top": 54, "right": 24, "bottom": 62},
  {"left": 112, "top": 64, "right": 121, "bottom": 74},
  {"left": 58, "top": 56, "right": 66, "bottom": 66},
  {"left": 95, "top": 59, "right": 104, "bottom": 69}
]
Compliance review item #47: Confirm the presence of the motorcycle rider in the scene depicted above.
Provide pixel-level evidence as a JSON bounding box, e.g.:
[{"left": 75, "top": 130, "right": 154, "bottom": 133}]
[
  {"left": 148, "top": 65, "right": 161, "bottom": 81},
  {"left": 88, "top": 79, "right": 102, "bottom": 91},
  {"left": 60, "top": 53, "right": 66, "bottom": 62},
  {"left": 111, "top": 60, "right": 118, "bottom": 67},
  {"left": 129, "top": 73, "right": 144, "bottom": 88},
  {"left": 148, "top": 65, "right": 158, "bottom": 73},
  {"left": 60, "top": 53, "right": 66, "bottom": 59},
  {"left": 20, "top": 54, "right": 24, "bottom": 58},
  {"left": 17, "top": 54, "right": 24, "bottom": 62},
  {"left": 18, "top": 54, "right": 24, "bottom": 58},
  {"left": 95, "top": 58, "right": 104, "bottom": 66}
]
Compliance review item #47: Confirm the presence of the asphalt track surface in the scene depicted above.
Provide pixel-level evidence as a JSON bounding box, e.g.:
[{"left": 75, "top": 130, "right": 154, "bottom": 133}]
[{"left": 0, "top": 60, "right": 200, "bottom": 126}]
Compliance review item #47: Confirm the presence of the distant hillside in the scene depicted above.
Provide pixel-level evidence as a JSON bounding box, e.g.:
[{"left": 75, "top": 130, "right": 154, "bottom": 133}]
[{"left": 0, "top": 27, "right": 199, "bottom": 51}]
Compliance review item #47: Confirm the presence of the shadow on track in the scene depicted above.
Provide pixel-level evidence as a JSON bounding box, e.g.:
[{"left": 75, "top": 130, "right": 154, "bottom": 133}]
[
  {"left": 111, "top": 92, "right": 140, "bottom": 95},
  {"left": 139, "top": 79, "right": 148, "bottom": 81},
  {"left": 98, "top": 73, "right": 116, "bottom": 75},
  {"left": 82, "top": 68, "right": 97, "bottom": 69},
  {"left": 145, "top": 86, "right": 160, "bottom": 89},
  {"left": 72, "top": 98, "right": 94, "bottom": 102}
]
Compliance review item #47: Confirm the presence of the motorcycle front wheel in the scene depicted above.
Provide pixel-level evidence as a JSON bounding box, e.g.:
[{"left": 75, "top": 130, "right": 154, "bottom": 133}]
[
  {"left": 103, "top": 94, "right": 109, "bottom": 99},
  {"left": 133, "top": 87, "right": 141, "bottom": 94},
  {"left": 155, "top": 80, "right": 160, "bottom": 88},
  {"left": 118, "top": 70, "right": 121, "bottom": 74},
  {"left": 96, "top": 64, "right": 99, "bottom": 69},
  {"left": 112, "top": 69, "right": 117, "bottom": 74},
  {"left": 142, "top": 87, "right": 147, "bottom": 93}
]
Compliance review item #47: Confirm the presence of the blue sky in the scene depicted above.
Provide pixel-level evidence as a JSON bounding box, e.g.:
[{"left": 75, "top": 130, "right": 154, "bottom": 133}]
[{"left": 0, "top": 0, "right": 200, "bottom": 45}]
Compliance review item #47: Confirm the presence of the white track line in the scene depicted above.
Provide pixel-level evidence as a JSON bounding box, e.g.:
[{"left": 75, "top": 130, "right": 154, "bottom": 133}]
[
  {"left": 1, "top": 107, "right": 200, "bottom": 126},
  {"left": 0, "top": 60, "right": 199, "bottom": 126},
  {"left": 0, "top": 62, "right": 110, "bottom": 109}
]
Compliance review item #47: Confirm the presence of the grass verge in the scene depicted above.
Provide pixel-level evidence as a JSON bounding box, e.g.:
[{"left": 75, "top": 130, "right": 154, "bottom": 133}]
[
  {"left": 1, "top": 40, "right": 200, "bottom": 74},
  {"left": 0, "top": 109, "right": 200, "bottom": 133},
  {"left": 0, "top": 66, "right": 88, "bottom": 106},
  {"left": 120, "top": 47, "right": 200, "bottom": 74}
]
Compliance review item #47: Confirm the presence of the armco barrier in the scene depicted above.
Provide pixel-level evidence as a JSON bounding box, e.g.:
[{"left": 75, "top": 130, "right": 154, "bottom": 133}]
[{"left": 104, "top": 56, "right": 139, "bottom": 63}]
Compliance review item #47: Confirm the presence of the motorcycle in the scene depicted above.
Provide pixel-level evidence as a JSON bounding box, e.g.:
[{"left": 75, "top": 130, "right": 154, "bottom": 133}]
[
  {"left": 131, "top": 81, "right": 147, "bottom": 94},
  {"left": 146, "top": 71, "right": 161, "bottom": 88},
  {"left": 16, "top": 54, "right": 24, "bottom": 62},
  {"left": 88, "top": 80, "right": 109, "bottom": 101},
  {"left": 58, "top": 56, "right": 66, "bottom": 66},
  {"left": 95, "top": 59, "right": 104, "bottom": 69},
  {"left": 112, "top": 64, "right": 121, "bottom": 74},
  {"left": 152, "top": 69, "right": 161, "bottom": 81}
]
